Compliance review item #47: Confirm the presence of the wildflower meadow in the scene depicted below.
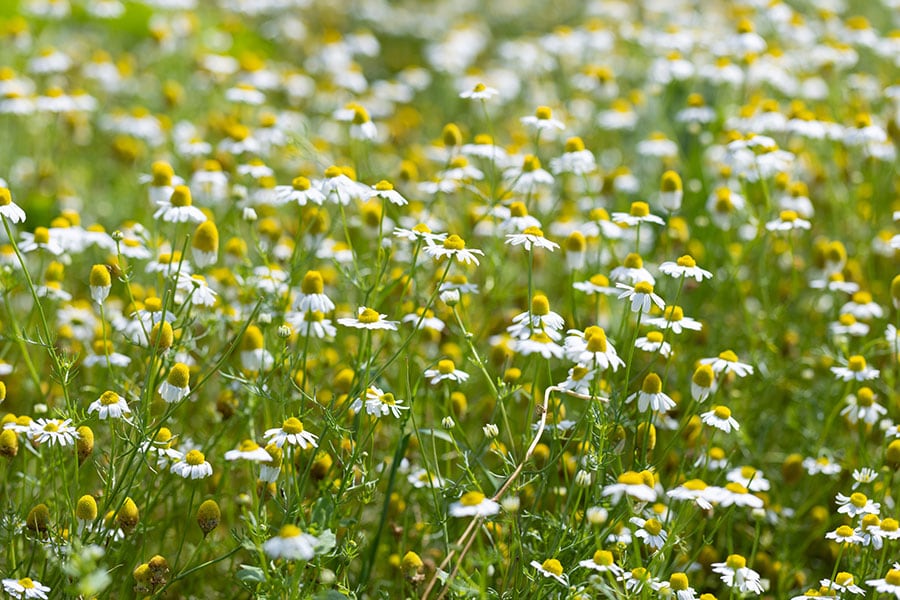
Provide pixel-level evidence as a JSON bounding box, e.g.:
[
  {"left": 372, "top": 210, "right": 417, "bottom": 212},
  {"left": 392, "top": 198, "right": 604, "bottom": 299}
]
[{"left": 1, "top": 0, "right": 900, "bottom": 597}]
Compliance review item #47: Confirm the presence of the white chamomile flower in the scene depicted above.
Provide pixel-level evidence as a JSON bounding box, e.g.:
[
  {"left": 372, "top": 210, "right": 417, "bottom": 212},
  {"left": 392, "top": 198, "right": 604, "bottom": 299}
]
[
  {"left": 171, "top": 449, "right": 213, "bottom": 479},
  {"left": 627, "top": 373, "right": 676, "bottom": 413},
  {"left": 337, "top": 306, "right": 399, "bottom": 331},
  {"left": 460, "top": 82, "right": 499, "bottom": 100},
  {"left": 423, "top": 234, "right": 484, "bottom": 265},
  {"left": 616, "top": 281, "right": 665, "bottom": 314},
  {"left": 701, "top": 405, "right": 740, "bottom": 433},
  {"left": 700, "top": 350, "right": 754, "bottom": 377},
  {"left": 659, "top": 255, "right": 713, "bottom": 282},
  {"left": 449, "top": 490, "right": 500, "bottom": 517},
  {"left": 263, "top": 417, "right": 319, "bottom": 449},
  {"left": 830, "top": 355, "right": 879, "bottom": 382},
  {"left": 520, "top": 105, "right": 565, "bottom": 131},
  {"left": 154, "top": 186, "right": 207, "bottom": 224},
  {"left": 505, "top": 226, "right": 559, "bottom": 251},
  {"left": 88, "top": 390, "right": 131, "bottom": 420},
  {"left": 224, "top": 439, "right": 272, "bottom": 462},
  {"left": 0, "top": 187, "right": 26, "bottom": 223},
  {"left": 424, "top": 358, "right": 469, "bottom": 385},
  {"left": 263, "top": 525, "right": 319, "bottom": 560},
  {"left": 530, "top": 558, "right": 567, "bottom": 584}
]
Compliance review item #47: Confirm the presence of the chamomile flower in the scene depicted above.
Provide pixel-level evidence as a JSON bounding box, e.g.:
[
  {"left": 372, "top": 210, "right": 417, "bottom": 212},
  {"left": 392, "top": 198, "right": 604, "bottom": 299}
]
[
  {"left": 667, "top": 479, "right": 717, "bottom": 510},
  {"left": 424, "top": 359, "right": 469, "bottom": 385},
  {"left": 0, "top": 187, "right": 26, "bottom": 223},
  {"left": 363, "top": 387, "right": 408, "bottom": 419},
  {"left": 423, "top": 234, "right": 484, "bottom": 265},
  {"left": 459, "top": 82, "right": 499, "bottom": 100},
  {"left": 520, "top": 105, "right": 565, "bottom": 131},
  {"left": 224, "top": 440, "right": 272, "bottom": 462},
  {"left": 840, "top": 292, "right": 883, "bottom": 320},
  {"left": 287, "top": 311, "right": 336, "bottom": 339},
  {"left": 766, "top": 210, "right": 811, "bottom": 232},
  {"left": 30, "top": 418, "right": 79, "bottom": 447},
  {"left": 820, "top": 572, "right": 865, "bottom": 596},
  {"left": 449, "top": 491, "right": 499, "bottom": 517},
  {"left": 611, "top": 253, "right": 655, "bottom": 285},
  {"left": 558, "top": 364, "right": 597, "bottom": 395},
  {"left": 656, "top": 573, "right": 699, "bottom": 600},
  {"left": 579, "top": 549, "right": 623, "bottom": 575},
  {"left": 365, "top": 180, "right": 408, "bottom": 206},
  {"left": 627, "top": 373, "right": 676, "bottom": 413},
  {"left": 630, "top": 517, "right": 667, "bottom": 549},
  {"left": 514, "top": 332, "right": 564, "bottom": 359},
  {"left": 505, "top": 155, "right": 554, "bottom": 192},
  {"left": 154, "top": 186, "right": 206, "bottom": 224},
  {"left": 171, "top": 449, "right": 213, "bottom": 479},
  {"left": 826, "top": 525, "right": 864, "bottom": 545},
  {"left": 726, "top": 466, "right": 770, "bottom": 492},
  {"left": 530, "top": 559, "right": 567, "bottom": 584},
  {"left": 337, "top": 307, "right": 399, "bottom": 331},
  {"left": 407, "top": 468, "right": 444, "bottom": 489},
  {"left": 700, "top": 350, "right": 754, "bottom": 377},
  {"left": 263, "top": 525, "right": 318, "bottom": 560},
  {"left": 157, "top": 363, "right": 191, "bottom": 403},
  {"left": 274, "top": 176, "right": 325, "bottom": 206},
  {"left": 563, "top": 326, "right": 624, "bottom": 370},
  {"left": 505, "top": 226, "right": 559, "bottom": 251},
  {"left": 717, "top": 483, "right": 763, "bottom": 508},
  {"left": 836, "top": 492, "right": 880, "bottom": 517},
  {"left": 831, "top": 355, "right": 879, "bottom": 382},
  {"left": 19, "top": 227, "right": 64, "bottom": 255},
  {"left": 1, "top": 577, "right": 51, "bottom": 599},
  {"left": 88, "top": 390, "right": 131, "bottom": 420},
  {"left": 573, "top": 273, "right": 619, "bottom": 296},
  {"left": 803, "top": 456, "right": 842, "bottom": 476},
  {"left": 263, "top": 418, "right": 318, "bottom": 449},
  {"left": 295, "top": 271, "right": 335, "bottom": 313},
  {"left": 852, "top": 468, "right": 878, "bottom": 489},
  {"left": 645, "top": 305, "right": 702, "bottom": 334},
  {"left": 866, "top": 567, "right": 900, "bottom": 598},
  {"left": 617, "top": 281, "right": 665, "bottom": 314},
  {"left": 612, "top": 202, "right": 666, "bottom": 227},
  {"left": 393, "top": 223, "right": 447, "bottom": 245},
  {"left": 711, "top": 555, "right": 765, "bottom": 595},
  {"left": 550, "top": 137, "right": 596, "bottom": 175},
  {"left": 635, "top": 331, "right": 672, "bottom": 357},
  {"left": 841, "top": 388, "right": 886, "bottom": 425},
  {"left": 701, "top": 405, "right": 740, "bottom": 433},
  {"left": 508, "top": 295, "right": 566, "bottom": 341},
  {"left": 601, "top": 470, "right": 657, "bottom": 503},
  {"left": 659, "top": 255, "right": 713, "bottom": 282}
]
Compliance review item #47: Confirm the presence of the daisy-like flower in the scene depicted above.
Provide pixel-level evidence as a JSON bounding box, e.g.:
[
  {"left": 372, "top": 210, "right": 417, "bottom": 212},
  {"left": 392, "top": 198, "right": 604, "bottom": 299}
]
[
  {"left": 334, "top": 102, "right": 377, "bottom": 141},
  {"left": 402, "top": 308, "right": 445, "bottom": 332},
  {"left": 619, "top": 567, "right": 658, "bottom": 594},
  {"left": 363, "top": 387, "right": 409, "bottom": 419},
  {"left": 154, "top": 185, "right": 207, "bottom": 224},
  {"left": 505, "top": 226, "right": 559, "bottom": 251},
  {"left": 295, "top": 271, "right": 334, "bottom": 313},
  {"left": 449, "top": 490, "right": 500, "bottom": 517},
  {"left": 424, "top": 358, "right": 469, "bottom": 385},
  {"left": 645, "top": 305, "right": 702, "bottom": 334},
  {"left": 0, "top": 187, "right": 26, "bottom": 223},
  {"left": 635, "top": 331, "right": 672, "bottom": 357},
  {"left": 836, "top": 492, "right": 880, "bottom": 517},
  {"left": 840, "top": 292, "right": 883, "bottom": 320},
  {"left": 841, "top": 387, "right": 886, "bottom": 425},
  {"left": 224, "top": 439, "right": 272, "bottom": 462},
  {"left": 601, "top": 470, "right": 657, "bottom": 504},
  {"left": 393, "top": 223, "right": 447, "bottom": 245},
  {"left": 557, "top": 363, "right": 597, "bottom": 395},
  {"left": 530, "top": 558, "right": 567, "bottom": 584},
  {"left": 830, "top": 355, "right": 879, "bottom": 382},
  {"left": 286, "top": 311, "right": 336, "bottom": 339},
  {"left": 866, "top": 566, "right": 900, "bottom": 598},
  {"left": 573, "top": 273, "right": 619, "bottom": 296},
  {"left": 508, "top": 295, "right": 566, "bottom": 341},
  {"left": 852, "top": 467, "right": 877, "bottom": 489},
  {"left": 88, "top": 390, "right": 131, "bottom": 420},
  {"left": 820, "top": 572, "right": 865, "bottom": 596},
  {"left": 803, "top": 456, "right": 842, "bottom": 476},
  {"left": 19, "top": 227, "right": 64, "bottom": 255},
  {"left": 717, "top": 482, "right": 764, "bottom": 508},
  {"left": 563, "top": 326, "right": 624, "bottom": 371},
  {"left": 612, "top": 201, "right": 666, "bottom": 227},
  {"left": 711, "top": 554, "right": 765, "bottom": 595},
  {"left": 365, "top": 180, "right": 408, "bottom": 206},
  {"left": 701, "top": 405, "right": 740, "bottom": 433},
  {"left": 263, "top": 525, "right": 319, "bottom": 560},
  {"left": 263, "top": 417, "right": 319, "bottom": 449},
  {"left": 318, "top": 166, "right": 368, "bottom": 205},
  {"left": 274, "top": 176, "right": 325, "bottom": 206},
  {"left": 700, "top": 350, "right": 754, "bottom": 377},
  {"left": 870, "top": 518, "right": 900, "bottom": 542},
  {"left": 520, "top": 105, "right": 565, "bottom": 131},
  {"left": 617, "top": 281, "right": 665, "bottom": 314},
  {"left": 630, "top": 517, "right": 667, "bottom": 549},
  {"left": 826, "top": 525, "right": 864, "bottom": 545},
  {"left": 610, "top": 253, "right": 655, "bottom": 285},
  {"left": 171, "top": 449, "right": 213, "bottom": 479},
  {"left": 829, "top": 313, "right": 869, "bottom": 338},
  {"left": 30, "top": 418, "right": 79, "bottom": 447},
  {"left": 655, "top": 572, "right": 699, "bottom": 600},
  {"left": 659, "top": 255, "right": 713, "bottom": 282},
  {"left": 1, "top": 577, "right": 51, "bottom": 599},
  {"left": 337, "top": 307, "right": 399, "bottom": 331},
  {"left": 459, "top": 82, "right": 499, "bottom": 100},
  {"left": 407, "top": 468, "right": 444, "bottom": 489},
  {"left": 667, "top": 479, "right": 718, "bottom": 510},
  {"left": 514, "top": 332, "right": 564, "bottom": 359},
  {"left": 578, "top": 549, "right": 623, "bottom": 575},
  {"left": 504, "top": 155, "right": 554, "bottom": 192},
  {"left": 627, "top": 373, "right": 676, "bottom": 413},
  {"left": 158, "top": 363, "right": 191, "bottom": 403},
  {"left": 726, "top": 466, "right": 770, "bottom": 492},
  {"left": 423, "top": 234, "right": 484, "bottom": 265},
  {"left": 550, "top": 137, "right": 595, "bottom": 175},
  {"left": 766, "top": 210, "right": 811, "bottom": 232}
]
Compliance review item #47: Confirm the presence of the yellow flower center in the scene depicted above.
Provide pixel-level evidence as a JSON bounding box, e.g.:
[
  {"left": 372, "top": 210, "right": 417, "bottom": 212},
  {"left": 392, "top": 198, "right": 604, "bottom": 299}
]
[
  {"left": 589, "top": 274, "right": 609, "bottom": 287},
  {"left": 670, "top": 572, "right": 689, "bottom": 591},
  {"left": 646, "top": 331, "right": 664, "bottom": 343},
  {"left": 357, "top": 308, "right": 381, "bottom": 324},
  {"left": 292, "top": 176, "right": 311, "bottom": 191},
  {"left": 585, "top": 327, "right": 608, "bottom": 353},
  {"left": 713, "top": 406, "right": 731, "bottom": 419},
  {"left": 100, "top": 391, "right": 120, "bottom": 406},
  {"left": 629, "top": 202, "right": 650, "bottom": 217},
  {"left": 509, "top": 201, "right": 528, "bottom": 217},
  {"left": 324, "top": 165, "right": 343, "bottom": 178},
  {"left": 717, "top": 350, "right": 738, "bottom": 362},
  {"left": 857, "top": 388, "right": 874, "bottom": 406},
  {"left": 664, "top": 306, "right": 684, "bottom": 322},
  {"left": 460, "top": 491, "right": 485, "bottom": 506},
  {"left": 848, "top": 355, "right": 866, "bottom": 371},
  {"left": 34, "top": 227, "right": 50, "bottom": 244},
  {"left": 44, "top": 421, "right": 59, "bottom": 433},
  {"left": 880, "top": 518, "right": 899, "bottom": 532},
  {"left": 522, "top": 226, "right": 544, "bottom": 238},
  {"left": 522, "top": 154, "right": 541, "bottom": 172},
  {"left": 634, "top": 281, "right": 654, "bottom": 295},
  {"left": 592, "top": 549, "right": 613, "bottom": 565},
  {"left": 535, "top": 106, "right": 552, "bottom": 120},
  {"left": 437, "top": 359, "right": 456, "bottom": 375},
  {"left": 887, "top": 570, "right": 900, "bottom": 586},
  {"left": 617, "top": 471, "right": 643, "bottom": 485},
  {"left": 380, "top": 393, "right": 396, "bottom": 406},
  {"left": 643, "top": 518, "right": 662, "bottom": 535},
  {"left": 170, "top": 185, "right": 192, "bottom": 207},
  {"left": 725, "top": 482, "right": 748, "bottom": 494},
  {"left": 167, "top": 363, "right": 190, "bottom": 387},
  {"left": 282, "top": 417, "right": 304, "bottom": 434},
  {"left": 18, "top": 579, "right": 35, "bottom": 589},
  {"left": 623, "top": 252, "right": 643, "bottom": 269},
  {"left": 374, "top": 180, "right": 393, "bottom": 191},
  {"left": 0, "top": 188, "right": 11, "bottom": 206},
  {"left": 683, "top": 479, "right": 707, "bottom": 491},
  {"left": 835, "top": 525, "right": 855, "bottom": 538},
  {"left": 779, "top": 210, "right": 798, "bottom": 222},
  {"left": 850, "top": 492, "right": 868, "bottom": 508},
  {"left": 473, "top": 83, "right": 486, "bottom": 92},
  {"left": 565, "top": 137, "right": 585, "bottom": 152},
  {"left": 725, "top": 554, "right": 747, "bottom": 570},
  {"left": 571, "top": 366, "right": 591, "bottom": 381},
  {"left": 239, "top": 439, "right": 260, "bottom": 452},
  {"left": 531, "top": 294, "right": 550, "bottom": 316},
  {"left": 442, "top": 234, "right": 466, "bottom": 250},
  {"left": 279, "top": 524, "right": 301, "bottom": 538},
  {"left": 661, "top": 171, "right": 682, "bottom": 192},
  {"left": 412, "top": 223, "right": 431, "bottom": 234},
  {"left": 539, "top": 559, "right": 563, "bottom": 577},
  {"left": 740, "top": 466, "right": 756, "bottom": 479},
  {"left": 834, "top": 572, "right": 853, "bottom": 586},
  {"left": 641, "top": 373, "right": 662, "bottom": 394},
  {"left": 676, "top": 254, "right": 696, "bottom": 268},
  {"left": 185, "top": 449, "right": 205, "bottom": 465},
  {"left": 301, "top": 271, "right": 324, "bottom": 294}
]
